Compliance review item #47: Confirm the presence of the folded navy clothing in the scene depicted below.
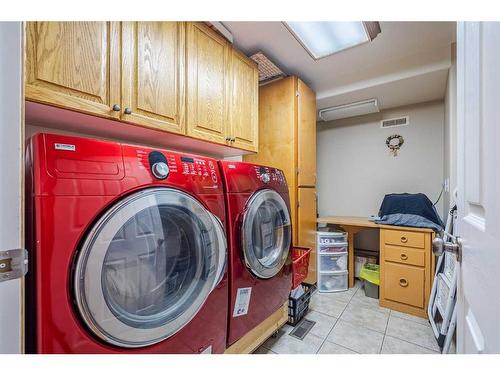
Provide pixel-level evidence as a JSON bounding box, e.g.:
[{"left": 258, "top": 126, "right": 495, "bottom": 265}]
[
  {"left": 375, "top": 193, "right": 444, "bottom": 231},
  {"left": 376, "top": 213, "right": 443, "bottom": 232}
]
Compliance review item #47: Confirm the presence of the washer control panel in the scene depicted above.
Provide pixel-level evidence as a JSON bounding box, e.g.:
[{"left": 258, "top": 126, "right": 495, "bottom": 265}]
[
  {"left": 138, "top": 150, "right": 218, "bottom": 185},
  {"left": 148, "top": 151, "right": 169, "bottom": 180},
  {"left": 179, "top": 156, "right": 218, "bottom": 184}
]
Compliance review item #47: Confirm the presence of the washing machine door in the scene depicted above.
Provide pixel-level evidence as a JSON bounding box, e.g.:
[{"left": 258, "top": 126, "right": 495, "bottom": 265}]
[
  {"left": 73, "top": 188, "right": 226, "bottom": 348},
  {"left": 241, "top": 189, "right": 291, "bottom": 279}
]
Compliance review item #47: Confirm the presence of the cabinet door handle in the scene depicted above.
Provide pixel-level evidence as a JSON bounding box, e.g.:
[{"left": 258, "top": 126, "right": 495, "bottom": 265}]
[
  {"left": 399, "top": 278, "right": 408, "bottom": 287},
  {"left": 225, "top": 137, "right": 232, "bottom": 142},
  {"left": 400, "top": 236, "right": 408, "bottom": 243},
  {"left": 400, "top": 253, "right": 408, "bottom": 260},
  {"left": 124, "top": 107, "right": 132, "bottom": 115},
  {"left": 112, "top": 104, "right": 121, "bottom": 112}
]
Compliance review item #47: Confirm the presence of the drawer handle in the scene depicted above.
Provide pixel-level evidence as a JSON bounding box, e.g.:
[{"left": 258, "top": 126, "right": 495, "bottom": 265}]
[
  {"left": 400, "top": 236, "right": 408, "bottom": 243},
  {"left": 400, "top": 253, "right": 408, "bottom": 260},
  {"left": 399, "top": 278, "right": 409, "bottom": 287}
]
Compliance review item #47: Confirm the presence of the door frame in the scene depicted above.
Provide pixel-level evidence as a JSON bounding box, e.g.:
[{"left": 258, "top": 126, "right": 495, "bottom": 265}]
[{"left": 0, "top": 21, "right": 24, "bottom": 354}]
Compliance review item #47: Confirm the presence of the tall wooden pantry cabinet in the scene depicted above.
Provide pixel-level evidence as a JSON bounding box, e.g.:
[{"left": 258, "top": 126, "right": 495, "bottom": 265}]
[{"left": 244, "top": 76, "right": 318, "bottom": 284}]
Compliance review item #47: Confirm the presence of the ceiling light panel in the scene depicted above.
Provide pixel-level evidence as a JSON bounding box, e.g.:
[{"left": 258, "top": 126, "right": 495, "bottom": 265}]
[{"left": 285, "top": 21, "right": 370, "bottom": 59}]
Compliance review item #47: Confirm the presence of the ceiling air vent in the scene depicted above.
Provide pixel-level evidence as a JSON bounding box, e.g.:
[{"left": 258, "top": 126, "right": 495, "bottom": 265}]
[
  {"left": 250, "top": 51, "right": 286, "bottom": 84},
  {"left": 318, "top": 98, "right": 379, "bottom": 122},
  {"left": 380, "top": 116, "right": 409, "bottom": 129}
]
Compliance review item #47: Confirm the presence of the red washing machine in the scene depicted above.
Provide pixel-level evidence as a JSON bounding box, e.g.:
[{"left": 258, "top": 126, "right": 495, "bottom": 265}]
[
  {"left": 218, "top": 161, "right": 292, "bottom": 346},
  {"left": 25, "top": 133, "right": 228, "bottom": 353}
]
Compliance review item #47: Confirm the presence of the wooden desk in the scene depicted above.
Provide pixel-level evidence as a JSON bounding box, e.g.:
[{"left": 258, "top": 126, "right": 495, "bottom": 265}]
[{"left": 317, "top": 216, "right": 435, "bottom": 318}]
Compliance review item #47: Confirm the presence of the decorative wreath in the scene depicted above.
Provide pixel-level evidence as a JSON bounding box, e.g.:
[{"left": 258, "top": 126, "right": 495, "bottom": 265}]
[{"left": 386, "top": 134, "right": 404, "bottom": 156}]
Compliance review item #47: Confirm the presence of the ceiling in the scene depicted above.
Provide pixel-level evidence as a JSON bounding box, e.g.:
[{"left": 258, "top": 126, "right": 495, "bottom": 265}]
[{"left": 223, "top": 22, "right": 456, "bottom": 112}]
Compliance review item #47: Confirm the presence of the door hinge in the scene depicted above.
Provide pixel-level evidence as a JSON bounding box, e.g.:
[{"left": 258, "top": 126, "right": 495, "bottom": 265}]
[
  {"left": 0, "top": 248, "right": 28, "bottom": 283},
  {"left": 296, "top": 168, "right": 300, "bottom": 175},
  {"left": 297, "top": 201, "right": 300, "bottom": 208},
  {"left": 296, "top": 90, "right": 300, "bottom": 97}
]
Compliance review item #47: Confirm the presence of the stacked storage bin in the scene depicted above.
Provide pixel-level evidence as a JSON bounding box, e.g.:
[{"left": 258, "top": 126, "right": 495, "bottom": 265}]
[{"left": 317, "top": 231, "right": 348, "bottom": 292}]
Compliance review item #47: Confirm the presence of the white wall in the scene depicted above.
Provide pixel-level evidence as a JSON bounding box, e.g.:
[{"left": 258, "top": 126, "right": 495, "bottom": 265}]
[
  {"left": 444, "top": 43, "right": 457, "bottom": 216},
  {"left": 0, "top": 21, "right": 23, "bottom": 354},
  {"left": 317, "top": 100, "right": 445, "bottom": 219}
]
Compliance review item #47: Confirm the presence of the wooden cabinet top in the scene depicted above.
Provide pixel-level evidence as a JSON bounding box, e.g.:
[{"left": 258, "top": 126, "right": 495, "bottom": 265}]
[{"left": 317, "top": 216, "right": 435, "bottom": 233}]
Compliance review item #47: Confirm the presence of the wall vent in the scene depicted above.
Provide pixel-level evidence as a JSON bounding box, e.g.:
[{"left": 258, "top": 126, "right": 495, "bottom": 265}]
[
  {"left": 381, "top": 116, "right": 409, "bottom": 129},
  {"left": 250, "top": 51, "right": 286, "bottom": 84}
]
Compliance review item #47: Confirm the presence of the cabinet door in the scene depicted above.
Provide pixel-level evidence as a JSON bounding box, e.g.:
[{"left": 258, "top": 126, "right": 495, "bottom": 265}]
[
  {"left": 26, "top": 22, "right": 120, "bottom": 118},
  {"left": 297, "top": 79, "right": 317, "bottom": 187},
  {"left": 186, "top": 22, "right": 229, "bottom": 144},
  {"left": 228, "top": 49, "right": 259, "bottom": 152},
  {"left": 121, "top": 22, "right": 185, "bottom": 134},
  {"left": 297, "top": 187, "right": 317, "bottom": 283}
]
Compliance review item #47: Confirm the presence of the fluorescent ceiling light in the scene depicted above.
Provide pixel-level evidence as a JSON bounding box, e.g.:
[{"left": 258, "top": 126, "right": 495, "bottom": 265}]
[
  {"left": 319, "top": 99, "right": 379, "bottom": 122},
  {"left": 285, "top": 22, "right": 376, "bottom": 59}
]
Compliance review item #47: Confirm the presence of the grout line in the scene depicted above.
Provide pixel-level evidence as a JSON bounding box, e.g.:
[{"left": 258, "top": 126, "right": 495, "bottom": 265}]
[
  {"left": 330, "top": 341, "right": 361, "bottom": 354},
  {"left": 379, "top": 309, "right": 392, "bottom": 354},
  {"left": 384, "top": 334, "right": 441, "bottom": 353},
  {"left": 390, "top": 312, "right": 431, "bottom": 327}
]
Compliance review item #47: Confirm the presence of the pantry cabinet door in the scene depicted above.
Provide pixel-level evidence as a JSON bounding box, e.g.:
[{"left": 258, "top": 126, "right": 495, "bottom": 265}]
[
  {"left": 297, "top": 79, "right": 317, "bottom": 187},
  {"left": 228, "top": 49, "right": 259, "bottom": 152},
  {"left": 297, "top": 187, "right": 318, "bottom": 283},
  {"left": 121, "top": 22, "right": 186, "bottom": 134},
  {"left": 186, "top": 22, "right": 229, "bottom": 145},
  {"left": 25, "top": 22, "right": 120, "bottom": 119}
]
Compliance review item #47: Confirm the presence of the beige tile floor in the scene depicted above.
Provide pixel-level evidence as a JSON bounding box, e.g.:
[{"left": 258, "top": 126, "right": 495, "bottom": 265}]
[{"left": 254, "top": 280, "right": 455, "bottom": 354}]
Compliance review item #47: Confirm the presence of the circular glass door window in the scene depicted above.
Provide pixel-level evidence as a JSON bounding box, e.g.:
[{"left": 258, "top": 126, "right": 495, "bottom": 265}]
[
  {"left": 241, "top": 189, "right": 291, "bottom": 279},
  {"left": 73, "top": 188, "right": 226, "bottom": 348}
]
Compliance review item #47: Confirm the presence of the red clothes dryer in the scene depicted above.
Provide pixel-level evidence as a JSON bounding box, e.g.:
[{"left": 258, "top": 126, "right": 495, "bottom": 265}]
[
  {"left": 218, "top": 161, "right": 292, "bottom": 346},
  {"left": 25, "top": 133, "right": 228, "bottom": 353}
]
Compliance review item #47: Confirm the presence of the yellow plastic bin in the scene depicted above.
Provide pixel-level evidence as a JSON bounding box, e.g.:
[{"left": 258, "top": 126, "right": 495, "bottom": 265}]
[{"left": 359, "top": 263, "right": 380, "bottom": 299}]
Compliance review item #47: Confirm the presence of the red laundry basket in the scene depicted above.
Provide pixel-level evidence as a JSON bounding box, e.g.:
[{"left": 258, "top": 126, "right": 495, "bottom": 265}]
[{"left": 291, "top": 246, "right": 312, "bottom": 289}]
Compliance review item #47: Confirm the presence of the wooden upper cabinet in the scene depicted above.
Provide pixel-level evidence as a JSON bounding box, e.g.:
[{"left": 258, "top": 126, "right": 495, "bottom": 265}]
[
  {"left": 186, "top": 22, "right": 229, "bottom": 144},
  {"left": 297, "top": 79, "right": 317, "bottom": 187},
  {"left": 26, "top": 21, "right": 258, "bottom": 152},
  {"left": 228, "top": 49, "right": 259, "bottom": 152},
  {"left": 26, "top": 22, "right": 120, "bottom": 118},
  {"left": 121, "top": 22, "right": 185, "bottom": 134}
]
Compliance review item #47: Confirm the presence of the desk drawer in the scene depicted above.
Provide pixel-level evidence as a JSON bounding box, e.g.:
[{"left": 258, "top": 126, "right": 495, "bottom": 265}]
[
  {"left": 383, "top": 262, "right": 425, "bottom": 308},
  {"left": 384, "top": 229, "right": 425, "bottom": 249},
  {"left": 384, "top": 245, "right": 425, "bottom": 267}
]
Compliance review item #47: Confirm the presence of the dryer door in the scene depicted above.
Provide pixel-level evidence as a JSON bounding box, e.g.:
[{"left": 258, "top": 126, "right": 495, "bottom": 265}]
[
  {"left": 73, "top": 188, "right": 226, "bottom": 348},
  {"left": 241, "top": 189, "right": 291, "bottom": 279}
]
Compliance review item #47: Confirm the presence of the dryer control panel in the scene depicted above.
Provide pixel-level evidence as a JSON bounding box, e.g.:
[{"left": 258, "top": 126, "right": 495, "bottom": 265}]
[{"left": 254, "top": 165, "right": 286, "bottom": 185}]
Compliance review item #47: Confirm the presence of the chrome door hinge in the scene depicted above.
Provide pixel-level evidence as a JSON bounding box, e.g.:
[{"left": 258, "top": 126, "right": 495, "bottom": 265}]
[{"left": 0, "top": 248, "right": 28, "bottom": 282}]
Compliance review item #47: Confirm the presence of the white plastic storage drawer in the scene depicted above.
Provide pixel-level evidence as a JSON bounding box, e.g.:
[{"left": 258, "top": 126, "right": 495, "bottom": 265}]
[
  {"left": 317, "top": 231, "right": 347, "bottom": 244},
  {"left": 319, "top": 252, "right": 347, "bottom": 272},
  {"left": 318, "top": 242, "right": 347, "bottom": 254},
  {"left": 318, "top": 271, "right": 348, "bottom": 293}
]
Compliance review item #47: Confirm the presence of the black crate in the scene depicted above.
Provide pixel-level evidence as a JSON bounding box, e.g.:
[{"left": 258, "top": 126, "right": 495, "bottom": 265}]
[{"left": 287, "top": 283, "right": 316, "bottom": 326}]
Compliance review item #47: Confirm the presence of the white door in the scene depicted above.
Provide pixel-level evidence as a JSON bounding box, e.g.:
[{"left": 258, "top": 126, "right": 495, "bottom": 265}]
[
  {"left": 455, "top": 21, "right": 500, "bottom": 354},
  {"left": 0, "top": 22, "right": 24, "bottom": 354}
]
